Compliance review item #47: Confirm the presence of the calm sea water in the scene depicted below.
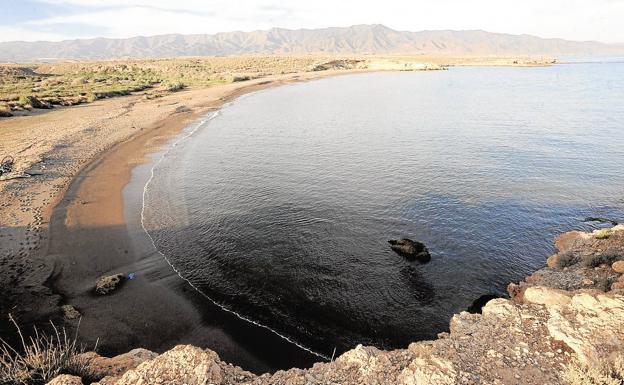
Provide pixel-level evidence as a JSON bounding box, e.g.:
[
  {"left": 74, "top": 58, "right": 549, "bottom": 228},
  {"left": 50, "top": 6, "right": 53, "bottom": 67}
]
[{"left": 143, "top": 63, "right": 624, "bottom": 357}]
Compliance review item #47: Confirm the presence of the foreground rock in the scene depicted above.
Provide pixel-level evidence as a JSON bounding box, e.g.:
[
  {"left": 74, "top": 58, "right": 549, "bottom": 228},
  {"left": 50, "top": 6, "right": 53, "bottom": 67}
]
[
  {"left": 61, "top": 304, "right": 81, "bottom": 320},
  {"left": 95, "top": 273, "right": 126, "bottom": 295},
  {"left": 110, "top": 345, "right": 254, "bottom": 385},
  {"left": 55, "top": 286, "right": 623, "bottom": 385},
  {"left": 388, "top": 238, "right": 431, "bottom": 262},
  {"left": 78, "top": 348, "right": 158, "bottom": 379},
  {"left": 47, "top": 225, "right": 624, "bottom": 385},
  {"left": 46, "top": 374, "right": 82, "bottom": 385}
]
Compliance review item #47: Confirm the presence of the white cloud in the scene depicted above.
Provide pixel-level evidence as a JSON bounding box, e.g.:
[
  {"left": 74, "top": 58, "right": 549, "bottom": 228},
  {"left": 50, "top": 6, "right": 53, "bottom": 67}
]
[{"left": 4, "top": 0, "right": 624, "bottom": 43}]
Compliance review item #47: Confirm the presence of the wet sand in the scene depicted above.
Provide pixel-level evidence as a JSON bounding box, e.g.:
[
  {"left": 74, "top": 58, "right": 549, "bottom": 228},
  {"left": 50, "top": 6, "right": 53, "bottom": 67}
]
[{"left": 0, "top": 71, "right": 353, "bottom": 373}]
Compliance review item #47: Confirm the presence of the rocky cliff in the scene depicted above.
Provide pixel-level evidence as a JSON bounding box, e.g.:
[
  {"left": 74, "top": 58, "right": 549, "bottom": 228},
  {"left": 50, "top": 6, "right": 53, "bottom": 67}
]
[{"left": 47, "top": 225, "right": 624, "bottom": 385}]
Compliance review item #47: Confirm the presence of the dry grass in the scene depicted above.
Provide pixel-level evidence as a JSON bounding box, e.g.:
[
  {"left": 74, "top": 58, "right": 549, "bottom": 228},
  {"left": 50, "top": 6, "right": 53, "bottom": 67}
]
[
  {"left": 564, "top": 357, "right": 624, "bottom": 385},
  {"left": 0, "top": 314, "right": 97, "bottom": 385},
  {"left": 0, "top": 55, "right": 554, "bottom": 115},
  {"left": 0, "top": 56, "right": 326, "bottom": 109}
]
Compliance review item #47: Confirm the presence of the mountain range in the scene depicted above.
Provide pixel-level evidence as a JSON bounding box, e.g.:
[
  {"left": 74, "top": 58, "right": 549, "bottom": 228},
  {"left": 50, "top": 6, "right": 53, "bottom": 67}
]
[{"left": 2, "top": 24, "right": 623, "bottom": 62}]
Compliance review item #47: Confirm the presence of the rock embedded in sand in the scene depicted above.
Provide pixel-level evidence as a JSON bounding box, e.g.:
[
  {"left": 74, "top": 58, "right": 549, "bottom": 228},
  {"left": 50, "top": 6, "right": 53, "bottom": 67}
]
[
  {"left": 95, "top": 273, "right": 126, "bottom": 295},
  {"left": 61, "top": 304, "right": 81, "bottom": 320},
  {"left": 612, "top": 260, "right": 624, "bottom": 274},
  {"left": 388, "top": 238, "right": 431, "bottom": 262}
]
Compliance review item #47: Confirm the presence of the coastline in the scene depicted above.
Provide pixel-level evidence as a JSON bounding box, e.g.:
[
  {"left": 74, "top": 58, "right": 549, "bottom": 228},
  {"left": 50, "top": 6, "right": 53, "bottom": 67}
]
[
  {"left": 0, "top": 69, "right": 365, "bottom": 373},
  {"left": 0, "top": 59, "right": 587, "bottom": 371},
  {"left": 1, "top": 60, "right": 623, "bottom": 384}
]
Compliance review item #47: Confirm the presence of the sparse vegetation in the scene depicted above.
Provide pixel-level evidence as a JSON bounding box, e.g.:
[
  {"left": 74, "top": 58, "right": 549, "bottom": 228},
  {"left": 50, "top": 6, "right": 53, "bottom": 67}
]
[
  {"left": 232, "top": 75, "right": 252, "bottom": 82},
  {"left": 0, "top": 57, "right": 327, "bottom": 111},
  {"left": 0, "top": 314, "right": 97, "bottom": 385},
  {"left": 163, "top": 80, "right": 186, "bottom": 91},
  {"left": 555, "top": 250, "right": 623, "bottom": 269}
]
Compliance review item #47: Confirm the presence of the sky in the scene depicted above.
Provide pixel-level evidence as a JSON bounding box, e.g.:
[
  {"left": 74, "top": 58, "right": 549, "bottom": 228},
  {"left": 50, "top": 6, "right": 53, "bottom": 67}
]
[{"left": 1, "top": 0, "right": 623, "bottom": 44}]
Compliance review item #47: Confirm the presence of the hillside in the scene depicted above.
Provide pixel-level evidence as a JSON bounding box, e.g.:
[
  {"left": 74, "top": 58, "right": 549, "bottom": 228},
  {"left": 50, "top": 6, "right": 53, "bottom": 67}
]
[{"left": 1, "top": 24, "right": 623, "bottom": 62}]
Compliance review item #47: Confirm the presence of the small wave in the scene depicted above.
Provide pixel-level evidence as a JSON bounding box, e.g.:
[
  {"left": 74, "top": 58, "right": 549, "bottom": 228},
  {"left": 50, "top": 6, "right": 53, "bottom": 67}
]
[{"left": 139, "top": 109, "right": 330, "bottom": 360}]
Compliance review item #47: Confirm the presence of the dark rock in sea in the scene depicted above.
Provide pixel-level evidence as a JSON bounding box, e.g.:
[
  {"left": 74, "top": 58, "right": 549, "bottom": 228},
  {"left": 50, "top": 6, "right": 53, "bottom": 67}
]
[
  {"left": 467, "top": 294, "right": 501, "bottom": 314},
  {"left": 95, "top": 273, "right": 126, "bottom": 295},
  {"left": 388, "top": 238, "right": 431, "bottom": 262}
]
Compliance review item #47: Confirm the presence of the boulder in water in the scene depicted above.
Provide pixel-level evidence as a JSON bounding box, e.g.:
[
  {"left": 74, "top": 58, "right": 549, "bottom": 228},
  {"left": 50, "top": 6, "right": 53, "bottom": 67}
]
[{"left": 388, "top": 238, "right": 431, "bottom": 262}]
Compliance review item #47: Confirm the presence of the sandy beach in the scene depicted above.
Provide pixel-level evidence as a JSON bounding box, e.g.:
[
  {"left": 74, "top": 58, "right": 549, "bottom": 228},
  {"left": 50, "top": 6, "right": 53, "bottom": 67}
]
[{"left": 0, "top": 69, "right": 360, "bottom": 372}]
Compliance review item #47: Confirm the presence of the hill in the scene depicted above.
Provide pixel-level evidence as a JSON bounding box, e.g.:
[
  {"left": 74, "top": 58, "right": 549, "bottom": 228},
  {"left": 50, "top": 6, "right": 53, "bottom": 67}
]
[{"left": 1, "top": 24, "right": 623, "bottom": 62}]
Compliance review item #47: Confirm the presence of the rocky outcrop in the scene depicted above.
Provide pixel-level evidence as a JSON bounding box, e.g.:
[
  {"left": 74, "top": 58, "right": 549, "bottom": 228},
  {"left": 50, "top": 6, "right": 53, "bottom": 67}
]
[
  {"left": 95, "top": 273, "right": 126, "bottom": 295},
  {"left": 77, "top": 348, "right": 158, "bottom": 381},
  {"left": 47, "top": 226, "right": 624, "bottom": 385},
  {"left": 508, "top": 224, "right": 624, "bottom": 299},
  {"left": 46, "top": 375, "right": 83, "bottom": 385},
  {"left": 110, "top": 345, "right": 254, "bottom": 385}
]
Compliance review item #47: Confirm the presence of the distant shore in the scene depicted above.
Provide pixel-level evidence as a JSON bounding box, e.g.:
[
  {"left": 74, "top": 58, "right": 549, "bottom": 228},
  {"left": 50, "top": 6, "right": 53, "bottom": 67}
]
[{"left": 0, "top": 57, "right": 559, "bottom": 373}]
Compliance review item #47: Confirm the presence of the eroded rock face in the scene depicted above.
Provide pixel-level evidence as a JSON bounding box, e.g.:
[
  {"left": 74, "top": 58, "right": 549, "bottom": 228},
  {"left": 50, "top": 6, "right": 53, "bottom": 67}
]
[
  {"left": 95, "top": 273, "right": 125, "bottom": 295},
  {"left": 76, "top": 348, "right": 158, "bottom": 380},
  {"left": 114, "top": 345, "right": 254, "bottom": 385}
]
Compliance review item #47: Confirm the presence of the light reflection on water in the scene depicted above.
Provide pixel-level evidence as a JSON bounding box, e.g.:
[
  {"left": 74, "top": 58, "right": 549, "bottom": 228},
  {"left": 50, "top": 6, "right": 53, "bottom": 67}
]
[{"left": 143, "top": 64, "right": 624, "bottom": 356}]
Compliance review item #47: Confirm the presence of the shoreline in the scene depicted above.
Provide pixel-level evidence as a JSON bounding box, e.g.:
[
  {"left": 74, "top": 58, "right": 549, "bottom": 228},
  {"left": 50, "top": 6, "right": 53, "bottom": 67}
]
[
  {"left": 45, "top": 71, "right": 366, "bottom": 372},
  {"left": 0, "top": 60, "right": 582, "bottom": 372},
  {"left": 0, "top": 69, "right": 368, "bottom": 373}
]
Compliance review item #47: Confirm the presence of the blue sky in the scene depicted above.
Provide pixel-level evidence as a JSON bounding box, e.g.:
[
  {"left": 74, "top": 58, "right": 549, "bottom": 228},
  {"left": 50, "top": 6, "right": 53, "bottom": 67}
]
[{"left": 1, "top": 0, "right": 623, "bottom": 43}]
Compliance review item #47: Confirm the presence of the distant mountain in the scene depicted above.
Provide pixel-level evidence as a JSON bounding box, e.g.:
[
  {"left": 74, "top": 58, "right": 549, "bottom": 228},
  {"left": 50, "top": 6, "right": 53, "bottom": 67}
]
[{"left": 1, "top": 24, "right": 623, "bottom": 62}]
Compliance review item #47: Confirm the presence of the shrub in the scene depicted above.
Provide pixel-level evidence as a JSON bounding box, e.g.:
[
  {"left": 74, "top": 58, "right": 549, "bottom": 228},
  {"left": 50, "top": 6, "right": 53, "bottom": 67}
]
[
  {"left": 555, "top": 251, "right": 579, "bottom": 269},
  {"left": 164, "top": 81, "right": 185, "bottom": 92},
  {"left": 17, "top": 95, "right": 48, "bottom": 109},
  {"left": 232, "top": 75, "right": 251, "bottom": 82},
  {"left": 0, "top": 314, "right": 97, "bottom": 385},
  {"left": 581, "top": 252, "right": 622, "bottom": 268}
]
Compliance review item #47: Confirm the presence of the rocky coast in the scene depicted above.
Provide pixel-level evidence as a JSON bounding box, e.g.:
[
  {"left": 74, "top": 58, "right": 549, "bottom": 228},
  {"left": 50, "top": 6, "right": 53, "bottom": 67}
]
[{"left": 45, "top": 225, "right": 624, "bottom": 385}]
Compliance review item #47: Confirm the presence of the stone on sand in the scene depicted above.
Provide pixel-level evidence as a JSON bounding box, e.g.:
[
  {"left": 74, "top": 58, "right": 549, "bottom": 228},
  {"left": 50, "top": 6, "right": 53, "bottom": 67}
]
[{"left": 95, "top": 273, "right": 126, "bottom": 295}]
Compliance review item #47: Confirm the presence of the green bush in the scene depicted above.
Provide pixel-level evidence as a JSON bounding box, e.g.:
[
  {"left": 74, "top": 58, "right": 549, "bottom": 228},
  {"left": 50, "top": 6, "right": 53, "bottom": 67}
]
[{"left": 164, "top": 81, "right": 185, "bottom": 92}]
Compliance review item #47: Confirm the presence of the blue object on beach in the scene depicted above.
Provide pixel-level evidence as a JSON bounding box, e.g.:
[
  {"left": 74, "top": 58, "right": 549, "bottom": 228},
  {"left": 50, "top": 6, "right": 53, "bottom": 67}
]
[{"left": 128, "top": 272, "right": 137, "bottom": 280}]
